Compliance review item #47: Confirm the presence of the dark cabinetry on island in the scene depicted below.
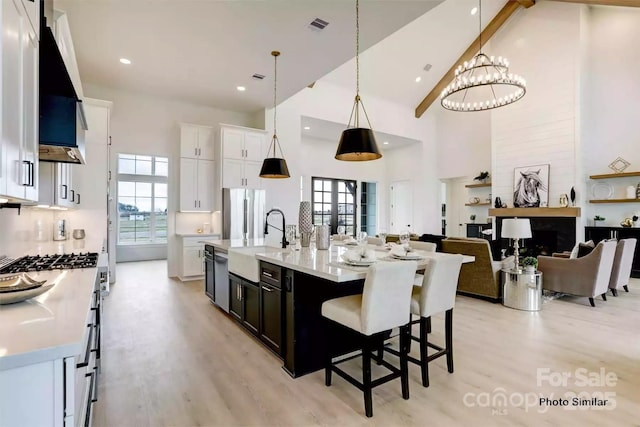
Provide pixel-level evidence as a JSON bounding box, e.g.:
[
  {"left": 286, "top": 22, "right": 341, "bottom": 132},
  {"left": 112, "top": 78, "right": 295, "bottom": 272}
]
[
  {"left": 585, "top": 226, "right": 640, "bottom": 277},
  {"left": 229, "top": 274, "right": 260, "bottom": 335}
]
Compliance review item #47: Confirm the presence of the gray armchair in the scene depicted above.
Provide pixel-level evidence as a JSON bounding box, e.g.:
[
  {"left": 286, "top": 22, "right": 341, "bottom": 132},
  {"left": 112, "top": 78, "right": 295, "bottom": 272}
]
[
  {"left": 538, "top": 240, "right": 617, "bottom": 307},
  {"left": 609, "top": 238, "right": 637, "bottom": 296}
]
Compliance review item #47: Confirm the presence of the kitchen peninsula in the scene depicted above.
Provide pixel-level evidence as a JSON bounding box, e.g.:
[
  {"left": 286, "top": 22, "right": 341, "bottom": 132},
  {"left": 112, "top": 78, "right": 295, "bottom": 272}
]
[{"left": 202, "top": 239, "right": 472, "bottom": 377}]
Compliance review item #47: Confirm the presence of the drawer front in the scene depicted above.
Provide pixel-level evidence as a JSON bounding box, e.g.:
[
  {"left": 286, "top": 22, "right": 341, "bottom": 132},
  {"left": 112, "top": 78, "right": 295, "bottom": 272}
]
[{"left": 260, "top": 263, "right": 281, "bottom": 288}]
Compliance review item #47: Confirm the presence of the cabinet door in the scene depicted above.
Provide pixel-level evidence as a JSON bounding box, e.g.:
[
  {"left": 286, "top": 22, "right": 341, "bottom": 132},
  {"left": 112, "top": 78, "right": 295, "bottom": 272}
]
[
  {"left": 180, "top": 125, "right": 199, "bottom": 159},
  {"left": 243, "top": 161, "right": 263, "bottom": 190},
  {"left": 260, "top": 283, "right": 282, "bottom": 354},
  {"left": 222, "top": 159, "right": 244, "bottom": 188},
  {"left": 183, "top": 246, "right": 203, "bottom": 277},
  {"left": 244, "top": 132, "right": 264, "bottom": 162},
  {"left": 229, "top": 276, "right": 243, "bottom": 321},
  {"left": 21, "top": 25, "right": 38, "bottom": 202},
  {"left": 179, "top": 158, "right": 198, "bottom": 211},
  {"left": 60, "top": 164, "right": 75, "bottom": 208},
  {"left": 243, "top": 281, "right": 260, "bottom": 335},
  {"left": 222, "top": 128, "right": 244, "bottom": 160},
  {"left": 20, "top": 0, "right": 39, "bottom": 38},
  {"left": 198, "top": 127, "right": 215, "bottom": 161},
  {"left": 197, "top": 160, "right": 215, "bottom": 211}
]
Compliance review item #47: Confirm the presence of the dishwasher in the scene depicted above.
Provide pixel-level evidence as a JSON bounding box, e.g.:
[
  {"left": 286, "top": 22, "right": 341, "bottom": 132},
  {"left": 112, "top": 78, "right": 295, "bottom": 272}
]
[{"left": 213, "top": 251, "right": 230, "bottom": 313}]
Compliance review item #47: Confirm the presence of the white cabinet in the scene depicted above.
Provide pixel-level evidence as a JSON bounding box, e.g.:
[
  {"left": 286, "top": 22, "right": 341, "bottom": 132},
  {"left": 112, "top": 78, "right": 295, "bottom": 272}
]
[
  {"left": 39, "top": 162, "right": 76, "bottom": 208},
  {"left": 180, "top": 123, "right": 214, "bottom": 160},
  {"left": 179, "top": 158, "right": 215, "bottom": 212},
  {"left": 1, "top": 0, "right": 39, "bottom": 202},
  {"left": 179, "top": 237, "right": 205, "bottom": 280},
  {"left": 220, "top": 125, "right": 267, "bottom": 189},
  {"left": 19, "top": 0, "right": 39, "bottom": 39}
]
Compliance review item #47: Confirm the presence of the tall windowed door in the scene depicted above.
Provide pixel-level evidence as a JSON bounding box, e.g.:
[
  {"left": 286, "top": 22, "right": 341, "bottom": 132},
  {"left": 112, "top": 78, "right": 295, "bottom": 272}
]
[
  {"left": 312, "top": 177, "right": 357, "bottom": 235},
  {"left": 390, "top": 180, "right": 413, "bottom": 234}
]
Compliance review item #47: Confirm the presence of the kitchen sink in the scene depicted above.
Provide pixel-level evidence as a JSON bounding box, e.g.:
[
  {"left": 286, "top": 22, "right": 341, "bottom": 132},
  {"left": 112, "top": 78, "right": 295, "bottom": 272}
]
[{"left": 228, "top": 246, "right": 288, "bottom": 283}]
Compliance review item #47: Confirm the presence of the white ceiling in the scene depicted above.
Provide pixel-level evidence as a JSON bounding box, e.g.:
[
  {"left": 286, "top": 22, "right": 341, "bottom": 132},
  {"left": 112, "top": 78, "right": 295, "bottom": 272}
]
[
  {"left": 301, "top": 116, "right": 420, "bottom": 150},
  {"left": 56, "top": 0, "right": 443, "bottom": 113}
]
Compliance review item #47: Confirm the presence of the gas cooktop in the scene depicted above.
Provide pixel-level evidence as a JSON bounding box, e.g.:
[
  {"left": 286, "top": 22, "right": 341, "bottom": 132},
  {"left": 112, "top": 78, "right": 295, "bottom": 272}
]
[{"left": 0, "top": 252, "right": 99, "bottom": 275}]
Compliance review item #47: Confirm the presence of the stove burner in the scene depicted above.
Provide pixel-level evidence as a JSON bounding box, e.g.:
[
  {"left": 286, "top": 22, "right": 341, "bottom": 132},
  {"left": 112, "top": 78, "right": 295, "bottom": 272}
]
[{"left": 0, "top": 252, "right": 99, "bottom": 274}]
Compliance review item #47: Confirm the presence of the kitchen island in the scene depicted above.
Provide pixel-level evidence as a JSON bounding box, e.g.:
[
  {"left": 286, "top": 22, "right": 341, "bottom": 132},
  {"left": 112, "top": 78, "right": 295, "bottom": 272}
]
[{"left": 200, "top": 240, "right": 472, "bottom": 378}]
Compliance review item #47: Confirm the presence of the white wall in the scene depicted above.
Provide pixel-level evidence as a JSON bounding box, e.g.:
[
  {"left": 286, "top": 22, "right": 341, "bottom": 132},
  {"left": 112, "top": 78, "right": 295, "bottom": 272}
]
[
  {"left": 583, "top": 7, "right": 640, "bottom": 227},
  {"left": 82, "top": 84, "right": 255, "bottom": 275}
]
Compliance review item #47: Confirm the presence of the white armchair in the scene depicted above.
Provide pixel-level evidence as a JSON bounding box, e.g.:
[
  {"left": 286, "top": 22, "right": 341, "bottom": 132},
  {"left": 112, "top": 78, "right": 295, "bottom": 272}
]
[{"left": 609, "top": 238, "right": 637, "bottom": 296}]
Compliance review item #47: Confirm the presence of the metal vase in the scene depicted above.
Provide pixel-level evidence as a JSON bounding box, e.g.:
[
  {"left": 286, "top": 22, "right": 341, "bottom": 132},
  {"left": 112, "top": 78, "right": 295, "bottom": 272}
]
[
  {"left": 300, "top": 231, "right": 313, "bottom": 247},
  {"left": 316, "top": 225, "right": 330, "bottom": 250}
]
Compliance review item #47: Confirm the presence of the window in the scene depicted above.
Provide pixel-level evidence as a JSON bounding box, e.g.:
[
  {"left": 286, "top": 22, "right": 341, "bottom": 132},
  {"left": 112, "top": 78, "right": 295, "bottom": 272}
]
[
  {"left": 311, "top": 177, "right": 357, "bottom": 236},
  {"left": 117, "top": 154, "right": 168, "bottom": 244},
  {"left": 360, "top": 182, "right": 377, "bottom": 236}
]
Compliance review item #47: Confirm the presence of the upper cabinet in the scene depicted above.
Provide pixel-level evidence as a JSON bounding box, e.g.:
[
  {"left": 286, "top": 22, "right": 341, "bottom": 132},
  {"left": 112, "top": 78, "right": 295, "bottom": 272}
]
[
  {"left": 19, "top": 0, "right": 40, "bottom": 39},
  {"left": 220, "top": 125, "right": 267, "bottom": 189},
  {"left": 180, "top": 123, "right": 214, "bottom": 160},
  {"left": 1, "top": 0, "right": 39, "bottom": 202}
]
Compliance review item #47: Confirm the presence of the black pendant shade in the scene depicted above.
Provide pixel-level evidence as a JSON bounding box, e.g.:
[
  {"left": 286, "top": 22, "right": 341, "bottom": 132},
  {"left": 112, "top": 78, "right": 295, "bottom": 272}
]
[
  {"left": 335, "top": 128, "right": 382, "bottom": 161},
  {"left": 259, "top": 157, "right": 290, "bottom": 179}
]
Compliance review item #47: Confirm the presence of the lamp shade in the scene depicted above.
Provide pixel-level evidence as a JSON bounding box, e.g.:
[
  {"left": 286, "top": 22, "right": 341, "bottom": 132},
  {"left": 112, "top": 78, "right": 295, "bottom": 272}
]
[
  {"left": 259, "top": 157, "right": 290, "bottom": 179},
  {"left": 502, "top": 218, "right": 532, "bottom": 239},
  {"left": 335, "top": 128, "right": 382, "bottom": 161}
]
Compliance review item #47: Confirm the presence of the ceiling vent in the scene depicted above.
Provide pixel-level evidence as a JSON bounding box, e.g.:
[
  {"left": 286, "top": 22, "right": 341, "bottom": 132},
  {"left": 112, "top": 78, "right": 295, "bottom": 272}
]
[
  {"left": 308, "top": 18, "right": 329, "bottom": 31},
  {"left": 423, "top": 63, "right": 433, "bottom": 72},
  {"left": 252, "top": 73, "right": 265, "bottom": 80}
]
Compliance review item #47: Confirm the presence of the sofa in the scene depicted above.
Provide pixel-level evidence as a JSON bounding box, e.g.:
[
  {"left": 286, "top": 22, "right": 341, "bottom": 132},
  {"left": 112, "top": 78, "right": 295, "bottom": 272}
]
[{"left": 442, "top": 237, "right": 511, "bottom": 301}]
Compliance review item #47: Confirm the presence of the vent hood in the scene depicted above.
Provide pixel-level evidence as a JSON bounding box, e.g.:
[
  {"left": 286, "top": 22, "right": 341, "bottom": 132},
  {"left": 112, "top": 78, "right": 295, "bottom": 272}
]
[{"left": 39, "top": 24, "right": 87, "bottom": 164}]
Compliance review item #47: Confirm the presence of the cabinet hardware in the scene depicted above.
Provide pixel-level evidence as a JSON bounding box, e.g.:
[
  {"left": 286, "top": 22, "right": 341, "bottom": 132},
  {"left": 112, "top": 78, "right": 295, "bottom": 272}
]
[
  {"left": 195, "top": 147, "right": 197, "bottom": 156},
  {"left": 76, "top": 193, "right": 81, "bottom": 204},
  {"left": 261, "top": 285, "right": 274, "bottom": 292},
  {"left": 71, "top": 190, "right": 75, "bottom": 202},
  {"left": 198, "top": 200, "right": 201, "bottom": 208},
  {"left": 62, "top": 184, "right": 68, "bottom": 200},
  {"left": 195, "top": 200, "right": 197, "bottom": 208},
  {"left": 76, "top": 324, "right": 94, "bottom": 368},
  {"left": 263, "top": 271, "right": 273, "bottom": 277}
]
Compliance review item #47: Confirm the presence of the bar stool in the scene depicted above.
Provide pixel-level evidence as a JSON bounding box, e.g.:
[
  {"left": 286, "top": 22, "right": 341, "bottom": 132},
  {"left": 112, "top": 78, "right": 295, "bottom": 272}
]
[
  {"left": 321, "top": 261, "right": 417, "bottom": 418},
  {"left": 408, "top": 241, "right": 437, "bottom": 286},
  {"left": 384, "top": 255, "right": 463, "bottom": 387}
]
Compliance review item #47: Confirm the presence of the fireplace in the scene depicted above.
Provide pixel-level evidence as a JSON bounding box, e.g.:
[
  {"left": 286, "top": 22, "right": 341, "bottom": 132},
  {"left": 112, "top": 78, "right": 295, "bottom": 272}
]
[{"left": 496, "top": 217, "right": 576, "bottom": 258}]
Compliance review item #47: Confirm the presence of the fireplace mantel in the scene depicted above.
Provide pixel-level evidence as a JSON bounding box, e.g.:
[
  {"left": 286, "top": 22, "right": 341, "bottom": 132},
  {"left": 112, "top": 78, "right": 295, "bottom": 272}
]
[{"left": 489, "top": 207, "right": 581, "bottom": 218}]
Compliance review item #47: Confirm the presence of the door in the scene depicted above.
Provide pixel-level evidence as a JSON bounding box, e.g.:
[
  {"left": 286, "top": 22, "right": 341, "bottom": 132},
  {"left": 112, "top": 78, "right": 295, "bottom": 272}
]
[
  {"left": 222, "top": 159, "right": 244, "bottom": 188},
  {"left": 229, "top": 275, "right": 243, "bottom": 321},
  {"left": 260, "top": 283, "right": 282, "bottom": 354},
  {"left": 222, "top": 128, "right": 244, "bottom": 160},
  {"left": 243, "top": 281, "right": 260, "bottom": 335},
  {"left": 183, "top": 246, "right": 203, "bottom": 277},
  {"left": 198, "top": 127, "right": 215, "bottom": 161},
  {"left": 179, "top": 158, "right": 198, "bottom": 210},
  {"left": 243, "top": 132, "right": 264, "bottom": 162},
  {"left": 445, "top": 178, "right": 467, "bottom": 237},
  {"left": 180, "top": 125, "right": 199, "bottom": 159},
  {"left": 243, "top": 161, "right": 263, "bottom": 190},
  {"left": 197, "top": 160, "right": 215, "bottom": 211},
  {"left": 390, "top": 180, "right": 413, "bottom": 234}
]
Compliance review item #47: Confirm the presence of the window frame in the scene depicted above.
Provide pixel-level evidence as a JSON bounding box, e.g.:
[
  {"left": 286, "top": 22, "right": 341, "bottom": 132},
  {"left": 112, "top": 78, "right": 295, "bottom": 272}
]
[{"left": 311, "top": 177, "right": 357, "bottom": 236}]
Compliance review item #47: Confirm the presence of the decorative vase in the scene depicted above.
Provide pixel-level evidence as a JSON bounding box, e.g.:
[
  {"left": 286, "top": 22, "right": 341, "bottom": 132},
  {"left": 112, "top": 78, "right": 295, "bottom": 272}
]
[
  {"left": 559, "top": 194, "right": 569, "bottom": 208},
  {"left": 570, "top": 187, "right": 576, "bottom": 206},
  {"left": 298, "top": 201, "right": 313, "bottom": 247},
  {"left": 494, "top": 197, "right": 502, "bottom": 209},
  {"left": 525, "top": 266, "right": 536, "bottom": 272}
]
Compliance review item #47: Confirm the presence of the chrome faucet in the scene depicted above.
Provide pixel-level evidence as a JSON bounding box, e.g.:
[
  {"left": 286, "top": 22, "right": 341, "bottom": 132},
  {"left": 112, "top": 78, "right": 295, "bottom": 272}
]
[{"left": 264, "top": 208, "right": 289, "bottom": 249}]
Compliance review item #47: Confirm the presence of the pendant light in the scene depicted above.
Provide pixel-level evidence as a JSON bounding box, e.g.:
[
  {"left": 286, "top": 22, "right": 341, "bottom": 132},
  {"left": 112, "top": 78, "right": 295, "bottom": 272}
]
[
  {"left": 335, "top": 0, "right": 382, "bottom": 162},
  {"left": 260, "top": 51, "right": 290, "bottom": 179}
]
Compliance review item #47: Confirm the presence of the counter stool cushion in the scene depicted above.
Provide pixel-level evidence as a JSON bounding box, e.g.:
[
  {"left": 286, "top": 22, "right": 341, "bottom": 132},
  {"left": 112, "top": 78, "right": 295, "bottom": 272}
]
[{"left": 321, "top": 295, "right": 363, "bottom": 333}]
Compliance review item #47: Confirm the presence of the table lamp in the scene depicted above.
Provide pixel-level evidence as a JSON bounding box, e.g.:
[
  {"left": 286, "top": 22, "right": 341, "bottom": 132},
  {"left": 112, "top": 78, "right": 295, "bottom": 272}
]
[{"left": 502, "top": 218, "right": 532, "bottom": 271}]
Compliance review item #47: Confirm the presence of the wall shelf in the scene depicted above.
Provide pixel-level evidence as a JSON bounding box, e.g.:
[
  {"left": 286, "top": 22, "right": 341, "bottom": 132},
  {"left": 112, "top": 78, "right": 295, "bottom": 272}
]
[
  {"left": 465, "top": 183, "right": 492, "bottom": 188},
  {"left": 489, "top": 207, "right": 581, "bottom": 217},
  {"left": 465, "top": 203, "right": 491, "bottom": 206},
  {"left": 589, "top": 171, "right": 640, "bottom": 179},
  {"left": 589, "top": 199, "right": 640, "bottom": 204}
]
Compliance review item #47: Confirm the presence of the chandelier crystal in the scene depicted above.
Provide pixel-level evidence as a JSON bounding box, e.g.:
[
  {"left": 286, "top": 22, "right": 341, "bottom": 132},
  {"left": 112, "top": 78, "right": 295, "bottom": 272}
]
[{"left": 440, "top": 0, "right": 526, "bottom": 112}]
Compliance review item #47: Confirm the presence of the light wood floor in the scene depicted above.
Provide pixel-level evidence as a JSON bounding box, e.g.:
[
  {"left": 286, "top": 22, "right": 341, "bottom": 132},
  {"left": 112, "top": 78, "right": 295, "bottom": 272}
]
[{"left": 94, "top": 261, "right": 640, "bottom": 427}]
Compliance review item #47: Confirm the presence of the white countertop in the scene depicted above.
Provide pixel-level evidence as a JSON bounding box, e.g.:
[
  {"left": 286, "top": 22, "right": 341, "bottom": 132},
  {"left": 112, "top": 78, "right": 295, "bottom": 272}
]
[
  {"left": 176, "top": 233, "right": 221, "bottom": 238},
  {"left": 0, "top": 267, "right": 98, "bottom": 371},
  {"left": 255, "top": 244, "right": 475, "bottom": 283},
  {"left": 199, "top": 239, "right": 267, "bottom": 252}
]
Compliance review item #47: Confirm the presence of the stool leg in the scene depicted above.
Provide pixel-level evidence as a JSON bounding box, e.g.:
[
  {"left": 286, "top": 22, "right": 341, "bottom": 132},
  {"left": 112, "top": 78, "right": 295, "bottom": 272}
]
[
  {"left": 426, "top": 316, "right": 432, "bottom": 334},
  {"left": 445, "top": 309, "right": 454, "bottom": 374},
  {"left": 325, "top": 320, "right": 332, "bottom": 386},
  {"left": 407, "top": 314, "right": 412, "bottom": 353},
  {"left": 419, "top": 317, "right": 429, "bottom": 388},
  {"left": 399, "top": 324, "right": 410, "bottom": 400},
  {"left": 362, "top": 338, "right": 373, "bottom": 417}
]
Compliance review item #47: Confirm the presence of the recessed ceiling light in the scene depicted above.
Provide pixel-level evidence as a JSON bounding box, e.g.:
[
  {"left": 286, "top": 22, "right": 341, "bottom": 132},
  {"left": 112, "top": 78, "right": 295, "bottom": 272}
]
[
  {"left": 303, "top": 126, "right": 311, "bottom": 130},
  {"left": 236, "top": 86, "right": 246, "bottom": 92},
  {"left": 383, "top": 141, "right": 389, "bottom": 145},
  {"left": 119, "top": 58, "right": 131, "bottom": 65},
  {"left": 415, "top": 76, "right": 422, "bottom": 83},
  {"left": 471, "top": 7, "right": 478, "bottom": 15}
]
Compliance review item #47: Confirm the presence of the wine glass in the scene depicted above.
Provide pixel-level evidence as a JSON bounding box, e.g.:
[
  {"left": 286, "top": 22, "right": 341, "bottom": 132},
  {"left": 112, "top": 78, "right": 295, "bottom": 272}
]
[
  {"left": 399, "top": 230, "right": 410, "bottom": 246},
  {"left": 337, "top": 225, "right": 346, "bottom": 237},
  {"left": 378, "top": 228, "right": 387, "bottom": 245},
  {"left": 357, "top": 231, "right": 368, "bottom": 245}
]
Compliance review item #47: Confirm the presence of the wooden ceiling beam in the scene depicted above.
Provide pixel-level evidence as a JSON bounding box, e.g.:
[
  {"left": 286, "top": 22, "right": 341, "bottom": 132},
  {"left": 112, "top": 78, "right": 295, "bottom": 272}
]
[
  {"left": 516, "top": 0, "right": 536, "bottom": 8},
  {"left": 415, "top": 1, "right": 521, "bottom": 118},
  {"left": 550, "top": 0, "right": 640, "bottom": 6}
]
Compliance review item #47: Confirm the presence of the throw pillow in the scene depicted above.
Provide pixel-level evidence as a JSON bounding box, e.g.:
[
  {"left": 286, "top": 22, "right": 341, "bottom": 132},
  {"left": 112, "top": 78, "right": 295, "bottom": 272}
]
[
  {"left": 577, "top": 241, "right": 596, "bottom": 258},
  {"left": 570, "top": 240, "right": 593, "bottom": 259}
]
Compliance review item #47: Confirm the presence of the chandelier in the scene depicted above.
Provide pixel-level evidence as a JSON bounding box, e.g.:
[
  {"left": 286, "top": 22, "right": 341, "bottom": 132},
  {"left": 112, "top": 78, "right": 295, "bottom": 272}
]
[{"left": 440, "top": 0, "right": 526, "bottom": 112}]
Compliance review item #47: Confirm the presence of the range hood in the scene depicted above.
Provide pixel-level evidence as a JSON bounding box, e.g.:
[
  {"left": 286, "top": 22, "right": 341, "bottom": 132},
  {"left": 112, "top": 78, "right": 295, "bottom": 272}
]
[{"left": 39, "top": 24, "right": 87, "bottom": 164}]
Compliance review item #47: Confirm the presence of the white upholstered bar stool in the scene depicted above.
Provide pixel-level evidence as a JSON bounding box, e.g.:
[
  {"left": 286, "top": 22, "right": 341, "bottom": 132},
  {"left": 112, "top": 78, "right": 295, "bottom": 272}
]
[
  {"left": 408, "top": 241, "right": 437, "bottom": 286},
  {"left": 321, "top": 261, "right": 417, "bottom": 418},
  {"left": 391, "top": 255, "right": 463, "bottom": 387}
]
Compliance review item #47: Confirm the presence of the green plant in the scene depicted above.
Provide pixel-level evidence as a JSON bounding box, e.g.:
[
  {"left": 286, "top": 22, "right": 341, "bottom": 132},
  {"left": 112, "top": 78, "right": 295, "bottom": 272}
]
[
  {"left": 594, "top": 215, "right": 606, "bottom": 221},
  {"left": 522, "top": 256, "right": 538, "bottom": 268}
]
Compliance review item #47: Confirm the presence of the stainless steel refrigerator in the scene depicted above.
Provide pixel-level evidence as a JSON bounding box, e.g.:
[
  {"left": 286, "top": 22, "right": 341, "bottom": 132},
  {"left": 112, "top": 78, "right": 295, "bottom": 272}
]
[{"left": 222, "top": 188, "right": 266, "bottom": 240}]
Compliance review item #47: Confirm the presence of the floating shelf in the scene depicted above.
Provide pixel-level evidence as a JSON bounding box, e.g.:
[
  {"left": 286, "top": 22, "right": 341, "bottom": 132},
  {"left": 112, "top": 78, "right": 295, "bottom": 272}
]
[
  {"left": 489, "top": 207, "right": 581, "bottom": 217},
  {"left": 465, "top": 203, "right": 491, "bottom": 206},
  {"left": 589, "top": 199, "right": 640, "bottom": 204},
  {"left": 465, "top": 183, "right": 492, "bottom": 188},
  {"left": 589, "top": 171, "right": 640, "bottom": 179}
]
